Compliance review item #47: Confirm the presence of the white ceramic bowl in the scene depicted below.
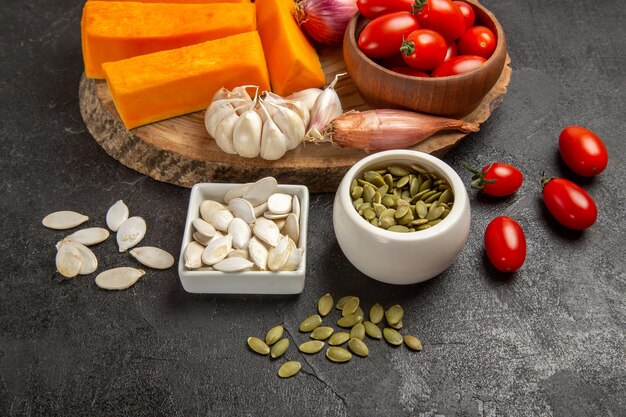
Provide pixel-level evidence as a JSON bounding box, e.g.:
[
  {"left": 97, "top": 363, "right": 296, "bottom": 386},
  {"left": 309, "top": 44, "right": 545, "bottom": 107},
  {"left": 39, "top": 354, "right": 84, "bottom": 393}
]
[
  {"left": 178, "top": 183, "right": 309, "bottom": 294},
  {"left": 333, "top": 150, "right": 470, "bottom": 285}
]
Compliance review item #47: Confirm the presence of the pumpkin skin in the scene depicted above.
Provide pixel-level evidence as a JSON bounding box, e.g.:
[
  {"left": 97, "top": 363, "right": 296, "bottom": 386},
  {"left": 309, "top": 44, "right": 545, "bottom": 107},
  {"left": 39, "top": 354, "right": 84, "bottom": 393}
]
[
  {"left": 103, "top": 32, "right": 271, "bottom": 129},
  {"left": 256, "top": 0, "right": 326, "bottom": 95},
  {"left": 82, "top": 1, "right": 257, "bottom": 78}
]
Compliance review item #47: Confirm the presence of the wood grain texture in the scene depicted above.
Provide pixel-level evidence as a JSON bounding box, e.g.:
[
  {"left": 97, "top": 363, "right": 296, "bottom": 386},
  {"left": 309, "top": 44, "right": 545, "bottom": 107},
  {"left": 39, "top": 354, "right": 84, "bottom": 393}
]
[{"left": 79, "top": 49, "right": 510, "bottom": 192}]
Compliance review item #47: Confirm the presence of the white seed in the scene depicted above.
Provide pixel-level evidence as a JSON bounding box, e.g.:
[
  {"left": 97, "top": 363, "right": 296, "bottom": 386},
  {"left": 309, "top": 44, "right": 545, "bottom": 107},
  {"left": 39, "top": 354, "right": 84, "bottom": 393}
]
[
  {"left": 129, "top": 246, "right": 174, "bottom": 270},
  {"left": 274, "top": 218, "right": 286, "bottom": 231},
  {"left": 95, "top": 267, "right": 146, "bottom": 290},
  {"left": 233, "top": 108, "right": 262, "bottom": 158},
  {"left": 224, "top": 183, "right": 252, "bottom": 204},
  {"left": 253, "top": 202, "right": 268, "bottom": 218},
  {"left": 66, "top": 227, "right": 110, "bottom": 246},
  {"left": 244, "top": 177, "right": 278, "bottom": 206},
  {"left": 228, "top": 248, "right": 250, "bottom": 260},
  {"left": 263, "top": 211, "right": 289, "bottom": 220},
  {"left": 55, "top": 242, "right": 83, "bottom": 278},
  {"left": 116, "top": 216, "right": 147, "bottom": 252},
  {"left": 267, "top": 193, "right": 293, "bottom": 215},
  {"left": 192, "top": 218, "right": 216, "bottom": 240},
  {"left": 284, "top": 213, "right": 300, "bottom": 245},
  {"left": 213, "top": 257, "right": 254, "bottom": 272},
  {"left": 193, "top": 232, "right": 210, "bottom": 246},
  {"left": 292, "top": 195, "right": 301, "bottom": 220},
  {"left": 228, "top": 198, "right": 256, "bottom": 224},
  {"left": 268, "top": 235, "right": 292, "bottom": 271},
  {"left": 199, "top": 200, "right": 226, "bottom": 223},
  {"left": 42, "top": 211, "right": 89, "bottom": 230},
  {"left": 213, "top": 111, "right": 238, "bottom": 155},
  {"left": 253, "top": 217, "right": 280, "bottom": 247},
  {"left": 184, "top": 241, "right": 204, "bottom": 269},
  {"left": 106, "top": 200, "right": 129, "bottom": 232},
  {"left": 248, "top": 236, "right": 269, "bottom": 271},
  {"left": 282, "top": 239, "right": 303, "bottom": 271},
  {"left": 194, "top": 266, "right": 214, "bottom": 271},
  {"left": 228, "top": 218, "right": 251, "bottom": 250},
  {"left": 201, "top": 234, "right": 233, "bottom": 265},
  {"left": 207, "top": 209, "right": 233, "bottom": 232},
  {"left": 207, "top": 230, "right": 224, "bottom": 244},
  {"left": 66, "top": 241, "right": 98, "bottom": 275}
]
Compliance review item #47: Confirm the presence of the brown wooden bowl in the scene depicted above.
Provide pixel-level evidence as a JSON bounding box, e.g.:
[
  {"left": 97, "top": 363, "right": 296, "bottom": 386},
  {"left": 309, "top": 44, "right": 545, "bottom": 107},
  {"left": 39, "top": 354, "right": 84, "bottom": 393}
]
[{"left": 343, "top": 0, "right": 508, "bottom": 117}]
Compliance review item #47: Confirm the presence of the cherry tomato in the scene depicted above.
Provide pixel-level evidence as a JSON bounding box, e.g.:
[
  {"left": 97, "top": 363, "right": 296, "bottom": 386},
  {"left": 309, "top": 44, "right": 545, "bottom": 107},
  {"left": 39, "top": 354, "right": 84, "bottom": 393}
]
[
  {"left": 414, "top": 0, "right": 466, "bottom": 41},
  {"left": 465, "top": 162, "right": 523, "bottom": 197},
  {"left": 484, "top": 216, "right": 526, "bottom": 272},
  {"left": 559, "top": 126, "right": 608, "bottom": 176},
  {"left": 542, "top": 177, "right": 597, "bottom": 230},
  {"left": 358, "top": 12, "right": 421, "bottom": 59},
  {"left": 458, "top": 26, "right": 497, "bottom": 59},
  {"left": 400, "top": 29, "right": 447, "bottom": 71},
  {"left": 444, "top": 42, "right": 458, "bottom": 61},
  {"left": 390, "top": 66, "right": 431, "bottom": 77},
  {"left": 454, "top": 1, "right": 475, "bottom": 28},
  {"left": 357, "top": 0, "right": 414, "bottom": 19},
  {"left": 432, "top": 55, "right": 485, "bottom": 77}
]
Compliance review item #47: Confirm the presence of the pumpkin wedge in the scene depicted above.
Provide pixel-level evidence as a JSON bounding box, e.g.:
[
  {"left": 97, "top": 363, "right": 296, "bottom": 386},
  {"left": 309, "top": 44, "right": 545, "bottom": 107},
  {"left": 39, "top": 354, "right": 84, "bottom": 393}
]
[
  {"left": 82, "top": 1, "right": 256, "bottom": 78},
  {"left": 90, "top": 0, "right": 247, "bottom": 3},
  {"left": 256, "top": 0, "right": 326, "bottom": 95},
  {"left": 102, "top": 31, "right": 270, "bottom": 129}
]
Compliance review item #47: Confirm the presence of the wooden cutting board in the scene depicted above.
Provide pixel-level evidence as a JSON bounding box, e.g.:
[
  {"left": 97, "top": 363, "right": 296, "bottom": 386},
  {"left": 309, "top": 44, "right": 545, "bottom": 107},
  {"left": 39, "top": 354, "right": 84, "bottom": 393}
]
[{"left": 79, "top": 47, "right": 511, "bottom": 192}]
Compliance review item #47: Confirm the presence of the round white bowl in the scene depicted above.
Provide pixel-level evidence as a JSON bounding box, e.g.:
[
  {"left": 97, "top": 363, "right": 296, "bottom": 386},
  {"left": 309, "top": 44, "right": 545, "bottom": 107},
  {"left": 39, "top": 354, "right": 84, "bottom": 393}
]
[{"left": 333, "top": 150, "right": 471, "bottom": 285}]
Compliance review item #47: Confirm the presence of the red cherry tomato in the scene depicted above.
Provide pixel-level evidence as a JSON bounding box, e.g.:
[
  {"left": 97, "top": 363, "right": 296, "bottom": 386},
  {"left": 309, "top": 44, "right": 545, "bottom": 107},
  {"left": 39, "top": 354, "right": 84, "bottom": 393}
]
[
  {"left": 484, "top": 216, "right": 526, "bottom": 272},
  {"left": 453, "top": 1, "right": 475, "bottom": 28},
  {"left": 414, "top": 0, "right": 466, "bottom": 41},
  {"left": 432, "top": 55, "right": 485, "bottom": 77},
  {"left": 559, "top": 126, "right": 608, "bottom": 176},
  {"left": 444, "top": 42, "right": 458, "bottom": 61},
  {"left": 358, "top": 12, "right": 421, "bottom": 59},
  {"left": 465, "top": 162, "right": 523, "bottom": 197},
  {"left": 542, "top": 177, "right": 597, "bottom": 230},
  {"left": 458, "top": 26, "right": 497, "bottom": 59},
  {"left": 357, "top": 0, "right": 414, "bottom": 19},
  {"left": 400, "top": 29, "right": 447, "bottom": 71},
  {"left": 390, "top": 66, "right": 431, "bottom": 77}
]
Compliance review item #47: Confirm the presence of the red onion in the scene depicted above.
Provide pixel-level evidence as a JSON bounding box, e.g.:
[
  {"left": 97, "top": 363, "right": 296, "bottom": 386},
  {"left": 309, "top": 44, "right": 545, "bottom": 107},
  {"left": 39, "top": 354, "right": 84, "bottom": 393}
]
[{"left": 295, "top": 0, "right": 358, "bottom": 45}]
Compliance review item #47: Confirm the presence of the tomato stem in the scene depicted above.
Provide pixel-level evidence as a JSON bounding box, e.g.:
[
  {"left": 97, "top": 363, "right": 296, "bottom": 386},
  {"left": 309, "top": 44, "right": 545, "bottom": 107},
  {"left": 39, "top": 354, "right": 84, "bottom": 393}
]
[
  {"left": 463, "top": 162, "right": 496, "bottom": 191},
  {"left": 540, "top": 172, "right": 555, "bottom": 188},
  {"left": 411, "top": 0, "right": 427, "bottom": 14},
  {"left": 400, "top": 39, "right": 415, "bottom": 56}
]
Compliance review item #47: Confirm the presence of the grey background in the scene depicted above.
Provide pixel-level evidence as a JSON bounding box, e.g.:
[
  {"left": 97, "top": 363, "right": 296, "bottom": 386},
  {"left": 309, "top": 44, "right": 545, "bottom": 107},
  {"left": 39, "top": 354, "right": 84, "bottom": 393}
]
[{"left": 1, "top": 0, "right": 624, "bottom": 416}]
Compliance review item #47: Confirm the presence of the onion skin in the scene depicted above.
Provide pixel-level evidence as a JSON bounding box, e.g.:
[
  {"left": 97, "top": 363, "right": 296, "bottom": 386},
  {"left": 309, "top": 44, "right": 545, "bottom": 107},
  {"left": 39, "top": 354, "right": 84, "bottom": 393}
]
[
  {"left": 296, "top": 0, "right": 358, "bottom": 46},
  {"left": 324, "top": 109, "right": 479, "bottom": 151}
]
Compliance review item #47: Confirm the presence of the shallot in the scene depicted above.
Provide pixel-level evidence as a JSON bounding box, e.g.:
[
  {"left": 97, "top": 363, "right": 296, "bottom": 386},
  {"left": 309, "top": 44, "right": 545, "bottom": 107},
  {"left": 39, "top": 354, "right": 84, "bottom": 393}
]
[{"left": 295, "top": 0, "right": 358, "bottom": 45}]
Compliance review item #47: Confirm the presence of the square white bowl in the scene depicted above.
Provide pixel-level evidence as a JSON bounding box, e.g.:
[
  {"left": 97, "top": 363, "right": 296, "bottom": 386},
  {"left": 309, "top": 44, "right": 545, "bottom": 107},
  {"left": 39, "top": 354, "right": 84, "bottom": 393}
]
[{"left": 178, "top": 182, "right": 309, "bottom": 294}]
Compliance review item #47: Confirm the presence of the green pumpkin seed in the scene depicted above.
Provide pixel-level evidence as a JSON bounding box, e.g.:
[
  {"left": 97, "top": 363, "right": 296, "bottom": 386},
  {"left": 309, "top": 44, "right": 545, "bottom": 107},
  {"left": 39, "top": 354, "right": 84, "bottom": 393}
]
[
  {"left": 328, "top": 332, "right": 350, "bottom": 346},
  {"left": 350, "top": 323, "right": 365, "bottom": 341},
  {"left": 404, "top": 335, "right": 423, "bottom": 351},
  {"left": 426, "top": 206, "right": 445, "bottom": 221},
  {"left": 383, "top": 173, "right": 394, "bottom": 188},
  {"left": 394, "top": 205, "right": 409, "bottom": 219},
  {"left": 270, "top": 338, "right": 289, "bottom": 358},
  {"left": 299, "top": 340, "right": 325, "bottom": 354},
  {"left": 363, "top": 207, "right": 376, "bottom": 220},
  {"left": 373, "top": 191, "right": 382, "bottom": 204},
  {"left": 419, "top": 190, "right": 437, "bottom": 202},
  {"left": 341, "top": 296, "right": 360, "bottom": 315},
  {"left": 410, "top": 177, "right": 420, "bottom": 196},
  {"left": 396, "top": 175, "right": 410, "bottom": 188},
  {"left": 348, "top": 338, "right": 369, "bottom": 357},
  {"left": 311, "top": 326, "right": 334, "bottom": 341},
  {"left": 373, "top": 203, "right": 386, "bottom": 217},
  {"left": 383, "top": 328, "right": 403, "bottom": 346},
  {"left": 364, "top": 170, "right": 383, "bottom": 184},
  {"left": 388, "top": 165, "right": 410, "bottom": 176},
  {"left": 396, "top": 198, "right": 410, "bottom": 207},
  {"left": 336, "top": 295, "right": 354, "bottom": 310},
  {"left": 350, "top": 186, "right": 363, "bottom": 200},
  {"left": 380, "top": 208, "right": 396, "bottom": 218},
  {"left": 392, "top": 188, "right": 402, "bottom": 198},
  {"left": 424, "top": 191, "right": 443, "bottom": 204},
  {"left": 337, "top": 314, "right": 363, "bottom": 328},
  {"left": 388, "top": 225, "right": 409, "bottom": 232},
  {"left": 415, "top": 200, "right": 427, "bottom": 218},
  {"left": 351, "top": 179, "right": 358, "bottom": 189},
  {"left": 378, "top": 216, "right": 396, "bottom": 229},
  {"left": 352, "top": 198, "right": 363, "bottom": 211},
  {"left": 411, "top": 218, "right": 429, "bottom": 226},
  {"left": 419, "top": 178, "right": 432, "bottom": 193},
  {"left": 363, "top": 321, "right": 382, "bottom": 339},
  {"left": 299, "top": 314, "right": 322, "bottom": 332},
  {"left": 247, "top": 337, "right": 270, "bottom": 355},
  {"left": 370, "top": 218, "right": 379, "bottom": 227},
  {"left": 398, "top": 210, "right": 414, "bottom": 225},
  {"left": 385, "top": 304, "right": 404, "bottom": 325},
  {"left": 318, "top": 293, "right": 334, "bottom": 316},
  {"left": 363, "top": 185, "right": 376, "bottom": 203},
  {"left": 389, "top": 319, "right": 403, "bottom": 329},
  {"left": 417, "top": 224, "right": 432, "bottom": 230},
  {"left": 278, "top": 361, "right": 301, "bottom": 378},
  {"left": 441, "top": 209, "right": 450, "bottom": 219},
  {"left": 401, "top": 190, "right": 412, "bottom": 201},
  {"left": 377, "top": 184, "right": 389, "bottom": 196},
  {"left": 265, "top": 325, "right": 284, "bottom": 346},
  {"left": 439, "top": 189, "right": 453, "bottom": 204},
  {"left": 357, "top": 179, "right": 376, "bottom": 189},
  {"left": 358, "top": 202, "right": 372, "bottom": 214},
  {"left": 326, "top": 347, "right": 352, "bottom": 363},
  {"left": 381, "top": 194, "right": 395, "bottom": 208},
  {"left": 410, "top": 164, "right": 428, "bottom": 174},
  {"left": 369, "top": 303, "right": 384, "bottom": 324},
  {"left": 428, "top": 219, "right": 442, "bottom": 227},
  {"left": 354, "top": 306, "right": 365, "bottom": 319}
]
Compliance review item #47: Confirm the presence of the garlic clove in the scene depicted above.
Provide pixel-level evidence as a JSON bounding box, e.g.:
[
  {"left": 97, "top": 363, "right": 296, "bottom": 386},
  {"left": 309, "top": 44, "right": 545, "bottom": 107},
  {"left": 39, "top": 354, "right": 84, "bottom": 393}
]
[
  {"left": 286, "top": 88, "right": 323, "bottom": 111},
  {"left": 233, "top": 109, "right": 263, "bottom": 158},
  {"left": 306, "top": 74, "right": 344, "bottom": 139},
  {"left": 213, "top": 112, "right": 238, "bottom": 154},
  {"left": 205, "top": 99, "right": 233, "bottom": 138},
  {"left": 269, "top": 104, "right": 305, "bottom": 151},
  {"left": 260, "top": 119, "right": 289, "bottom": 161}
]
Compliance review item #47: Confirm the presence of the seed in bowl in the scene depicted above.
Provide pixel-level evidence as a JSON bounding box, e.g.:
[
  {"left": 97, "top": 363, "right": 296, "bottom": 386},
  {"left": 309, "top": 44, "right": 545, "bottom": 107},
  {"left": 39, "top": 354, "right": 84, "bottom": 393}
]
[{"left": 350, "top": 164, "right": 454, "bottom": 232}]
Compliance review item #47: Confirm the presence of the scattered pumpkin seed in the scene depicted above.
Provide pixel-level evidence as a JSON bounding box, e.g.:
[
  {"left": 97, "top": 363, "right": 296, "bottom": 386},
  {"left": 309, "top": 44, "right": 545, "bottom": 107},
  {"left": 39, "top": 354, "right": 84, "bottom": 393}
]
[
  {"left": 247, "top": 337, "right": 270, "bottom": 355},
  {"left": 311, "top": 326, "right": 334, "bottom": 341},
  {"left": 278, "top": 361, "right": 301, "bottom": 378},
  {"left": 389, "top": 320, "right": 403, "bottom": 330},
  {"left": 265, "top": 325, "right": 284, "bottom": 346},
  {"left": 337, "top": 314, "right": 363, "bottom": 328},
  {"left": 299, "top": 314, "right": 322, "bottom": 332},
  {"left": 383, "top": 328, "right": 403, "bottom": 346},
  {"left": 270, "top": 338, "right": 289, "bottom": 358},
  {"left": 341, "top": 296, "right": 360, "bottom": 316},
  {"left": 317, "top": 293, "right": 334, "bottom": 316},
  {"left": 328, "top": 332, "right": 350, "bottom": 346},
  {"left": 363, "top": 321, "right": 382, "bottom": 339},
  {"left": 385, "top": 305, "right": 404, "bottom": 325},
  {"left": 369, "top": 303, "right": 384, "bottom": 324},
  {"left": 348, "top": 338, "right": 369, "bottom": 357},
  {"left": 350, "top": 323, "right": 365, "bottom": 340},
  {"left": 326, "top": 347, "right": 352, "bottom": 363},
  {"left": 336, "top": 295, "right": 354, "bottom": 310},
  {"left": 299, "top": 340, "right": 325, "bottom": 354},
  {"left": 404, "top": 335, "right": 423, "bottom": 351}
]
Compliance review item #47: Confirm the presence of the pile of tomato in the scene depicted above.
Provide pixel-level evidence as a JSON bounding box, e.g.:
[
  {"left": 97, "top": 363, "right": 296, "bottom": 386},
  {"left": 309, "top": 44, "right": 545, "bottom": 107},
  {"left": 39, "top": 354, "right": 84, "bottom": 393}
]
[{"left": 356, "top": 0, "right": 496, "bottom": 77}]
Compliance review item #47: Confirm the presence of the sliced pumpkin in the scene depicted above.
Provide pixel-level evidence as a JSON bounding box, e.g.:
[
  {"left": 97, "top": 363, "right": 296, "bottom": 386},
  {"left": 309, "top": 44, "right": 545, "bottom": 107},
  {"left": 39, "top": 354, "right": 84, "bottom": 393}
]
[
  {"left": 82, "top": 1, "right": 256, "bottom": 78},
  {"left": 90, "top": 0, "right": 247, "bottom": 3},
  {"left": 102, "top": 31, "right": 270, "bottom": 129},
  {"left": 255, "top": 0, "right": 326, "bottom": 95}
]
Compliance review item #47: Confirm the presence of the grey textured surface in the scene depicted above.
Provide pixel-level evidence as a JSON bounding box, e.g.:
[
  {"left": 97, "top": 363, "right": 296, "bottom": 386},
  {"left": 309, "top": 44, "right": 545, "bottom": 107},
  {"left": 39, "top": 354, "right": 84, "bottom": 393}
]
[{"left": 1, "top": 0, "right": 625, "bottom": 416}]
